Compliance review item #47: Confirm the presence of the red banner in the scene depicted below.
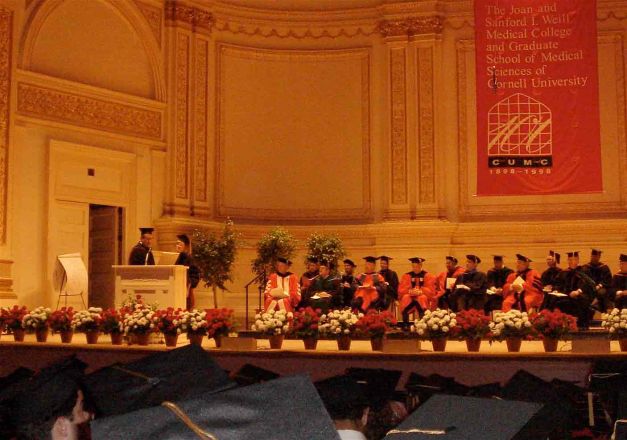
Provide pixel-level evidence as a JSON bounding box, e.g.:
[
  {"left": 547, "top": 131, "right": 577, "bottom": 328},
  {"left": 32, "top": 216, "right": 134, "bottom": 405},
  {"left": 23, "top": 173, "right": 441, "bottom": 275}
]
[{"left": 475, "top": 0, "right": 602, "bottom": 196}]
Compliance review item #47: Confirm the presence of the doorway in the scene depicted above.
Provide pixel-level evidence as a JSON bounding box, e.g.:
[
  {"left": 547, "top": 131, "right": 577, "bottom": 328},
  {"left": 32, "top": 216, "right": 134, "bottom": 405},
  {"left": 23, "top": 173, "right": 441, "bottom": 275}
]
[{"left": 88, "top": 205, "right": 124, "bottom": 308}]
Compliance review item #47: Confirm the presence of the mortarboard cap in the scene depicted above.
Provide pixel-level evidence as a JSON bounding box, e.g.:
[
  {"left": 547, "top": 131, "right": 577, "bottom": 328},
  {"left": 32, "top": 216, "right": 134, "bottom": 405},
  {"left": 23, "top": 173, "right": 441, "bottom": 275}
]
[
  {"left": 364, "top": 256, "right": 379, "bottom": 263},
  {"left": 566, "top": 251, "right": 579, "bottom": 258},
  {"left": 591, "top": 248, "right": 603, "bottom": 256},
  {"left": 139, "top": 227, "right": 154, "bottom": 235},
  {"left": 343, "top": 258, "right": 357, "bottom": 267},
  {"left": 379, "top": 256, "right": 393, "bottom": 262},
  {"left": 384, "top": 394, "right": 548, "bottom": 440},
  {"left": 277, "top": 257, "right": 292, "bottom": 265},
  {"left": 445, "top": 256, "right": 458, "bottom": 264},
  {"left": 231, "top": 364, "right": 280, "bottom": 387},
  {"left": 315, "top": 375, "right": 370, "bottom": 420},
  {"left": 91, "top": 375, "right": 340, "bottom": 440},
  {"left": 466, "top": 254, "right": 481, "bottom": 264},
  {"left": 345, "top": 367, "right": 402, "bottom": 411},
  {"left": 83, "top": 344, "right": 233, "bottom": 417},
  {"left": 404, "top": 373, "right": 469, "bottom": 403},
  {"left": 548, "top": 250, "right": 561, "bottom": 264},
  {"left": 492, "top": 255, "right": 504, "bottom": 261},
  {"left": 176, "top": 234, "right": 190, "bottom": 245},
  {"left": 620, "top": 254, "right": 627, "bottom": 262},
  {"left": 516, "top": 254, "right": 532, "bottom": 263},
  {"left": 307, "top": 257, "right": 319, "bottom": 264},
  {"left": 409, "top": 257, "right": 425, "bottom": 264}
]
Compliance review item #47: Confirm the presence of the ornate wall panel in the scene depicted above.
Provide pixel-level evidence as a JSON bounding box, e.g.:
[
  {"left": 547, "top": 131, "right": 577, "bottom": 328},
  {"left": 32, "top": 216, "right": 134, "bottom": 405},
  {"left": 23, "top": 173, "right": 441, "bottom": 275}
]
[
  {"left": 215, "top": 44, "right": 371, "bottom": 221},
  {"left": 134, "top": 0, "right": 162, "bottom": 46},
  {"left": 192, "top": 36, "right": 209, "bottom": 213},
  {"left": 389, "top": 46, "right": 408, "bottom": 206},
  {"left": 174, "top": 32, "right": 189, "bottom": 200},
  {"left": 0, "top": 7, "right": 11, "bottom": 244},
  {"left": 417, "top": 45, "right": 435, "bottom": 204}
]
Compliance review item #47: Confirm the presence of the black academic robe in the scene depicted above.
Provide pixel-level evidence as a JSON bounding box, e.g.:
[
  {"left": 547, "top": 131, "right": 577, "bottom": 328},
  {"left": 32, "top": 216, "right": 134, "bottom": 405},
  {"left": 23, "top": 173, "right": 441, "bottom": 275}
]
[
  {"left": 583, "top": 262, "right": 613, "bottom": 289},
  {"left": 544, "top": 267, "right": 595, "bottom": 328},
  {"left": 379, "top": 268, "right": 400, "bottom": 301},
  {"left": 451, "top": 270, "right": 489, "bottom": 311},
  {"left": 340, "top": 274, "right": 357, "bottom": 308},
  {"left": 611, "top": 272, "right": 627, "bottom": 309},
  {"left": 454, "top": 270, "right": 489, "bottom": 295},
  {"left": 541, "top": 266, "right": 562, "bottom": 288},
  {"left": 128, "top": 242, "right": 154, "bottom": 265},
  {"left": 175, "top": 252, "right": 200, "bottom": 310},
  {"left": 487, "top": 267, "right": 514, "bottom": 289},
  {"left": 301, "top": 275, "right": 342, "bottom": 311}
]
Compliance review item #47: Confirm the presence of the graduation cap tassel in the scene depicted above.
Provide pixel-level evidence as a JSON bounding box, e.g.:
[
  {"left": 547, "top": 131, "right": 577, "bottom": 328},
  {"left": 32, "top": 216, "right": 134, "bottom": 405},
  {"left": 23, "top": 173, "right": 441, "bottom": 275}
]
[{"left": 161, "top": 401, "right": 219, "bottom": 440}]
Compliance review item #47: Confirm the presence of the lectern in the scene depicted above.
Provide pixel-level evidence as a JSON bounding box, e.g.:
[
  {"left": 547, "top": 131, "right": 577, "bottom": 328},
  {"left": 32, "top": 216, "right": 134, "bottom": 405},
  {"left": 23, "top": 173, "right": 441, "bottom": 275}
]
[{"left": 112, "top": 265, "right": 187, "bottom": 309}]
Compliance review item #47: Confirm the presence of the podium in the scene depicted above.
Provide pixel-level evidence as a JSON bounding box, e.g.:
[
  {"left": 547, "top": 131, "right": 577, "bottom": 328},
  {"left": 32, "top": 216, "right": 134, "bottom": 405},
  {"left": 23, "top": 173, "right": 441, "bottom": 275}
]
[{"left": 112, "top": 265, "right": 187, "bottom": 309}]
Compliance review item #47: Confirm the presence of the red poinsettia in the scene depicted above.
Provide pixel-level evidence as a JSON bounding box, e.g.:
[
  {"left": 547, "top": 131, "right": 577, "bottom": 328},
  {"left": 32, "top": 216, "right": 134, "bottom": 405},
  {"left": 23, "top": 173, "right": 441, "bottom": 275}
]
[
  {"left": 205, "top": 308, "right": 236, "bottom": 338},
  {"left": 355, "top": 310, "right": 397, "bottom": 338},
  {"left": 153, "top": 308, "right": 184, "bottom": 335},
  {"left": 452, "top": 309, "right": 491, "bottom": 340},
  {"left": 530, "top": 309, "right": 577, "bottom": 339},
  {"left": 49, "top": 307, "right": 75, "bottom": 333},
  {"left": 102, "top": 308, "right": 123, "bottom": 334},
  {"left": 290, "top": 307, "right": 322, "bottom": 338},
  {"left": 2, "top": 305, "right": 28, "bottom": 331}
]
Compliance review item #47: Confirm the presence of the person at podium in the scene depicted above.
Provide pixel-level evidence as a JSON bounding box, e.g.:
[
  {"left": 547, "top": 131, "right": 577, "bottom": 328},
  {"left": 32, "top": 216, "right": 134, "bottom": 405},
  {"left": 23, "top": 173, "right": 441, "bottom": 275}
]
[
  {"left": 175, "top": 234, "right": 200, "bottom": 310},
  {"left": 128, "top": 227, "right": 155, "bottom": 265}
]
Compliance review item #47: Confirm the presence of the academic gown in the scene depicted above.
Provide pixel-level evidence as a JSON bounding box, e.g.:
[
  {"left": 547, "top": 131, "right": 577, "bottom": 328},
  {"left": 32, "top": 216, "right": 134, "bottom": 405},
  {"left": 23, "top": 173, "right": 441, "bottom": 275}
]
[
  {"left": 398, "top": 271, "right": 436, "bottom": 319},
  {"left": 128, "top": 242, "right": 155, "bottom": 265},
  {"left": 301, "top": 275, "right": 342, "bottom": 311},
  {"left": 435, "top": 266, "right": 465, "bottom": 309},
  {"left": 583, "top": 262, "right": 614, "bottom": 311},
  {"left": 379, "top": 268, "right": 400, "bottom": 303},
  {"left": 352, "top": 272, "right": 387, "bottom": 312},
  {"left": 450, "top": 270, "right": 488, "bottom": 311},
  {"left": 485, "top": 266, "right": 514, "bottom": 312},
  {"left": 541, "top": 266, "right": 562, "bottom": 289},
  {"left": 502, "top": 268, "right": 543, "bottom": 312},
  {"left": 175, "top": 252, "right": 201, "bottom": 310},
  {"left": 340, "top": 274, "right": 358, "bottom": 308},
  {"left": 611, "top": 272, "right": 627, "bottom": 309},
  {"left": 264, "top": 271, "right": 301, "bottom": 312},
  {"left": 543, "top": 267, "right": 595, "bottom": 329}
]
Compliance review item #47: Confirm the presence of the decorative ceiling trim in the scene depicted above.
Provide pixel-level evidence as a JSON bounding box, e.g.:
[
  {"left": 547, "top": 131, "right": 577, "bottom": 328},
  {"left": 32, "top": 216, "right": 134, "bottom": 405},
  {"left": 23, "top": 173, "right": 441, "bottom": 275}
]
[{"left": 165, "top": 0, "right": 214, "bottom": 34}]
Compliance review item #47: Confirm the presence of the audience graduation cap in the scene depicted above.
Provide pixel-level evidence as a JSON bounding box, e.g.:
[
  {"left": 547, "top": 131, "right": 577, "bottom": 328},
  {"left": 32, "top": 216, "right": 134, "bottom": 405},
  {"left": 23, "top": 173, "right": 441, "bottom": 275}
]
[
  {"left": 91, "top": 375, "right": 340, "bottom": 440},
  {"left": 83, "top": 344, "right": 233, "bottom": 417}
]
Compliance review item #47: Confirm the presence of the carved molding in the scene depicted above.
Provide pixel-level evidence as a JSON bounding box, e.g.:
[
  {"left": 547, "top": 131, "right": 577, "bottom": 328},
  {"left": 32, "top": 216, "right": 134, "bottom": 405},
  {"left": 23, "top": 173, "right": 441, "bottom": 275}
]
[
  {"left": 16, "top": 81, "right": 163, "bottom": 140},
  {"left": 215, "top": 44, "right": 372, "bottom": 221},
  {"left": 0, "top": 8, "right": 11, "bottom": 244},
  {"left": 417, "top": 46, "right": 435, "bottom": 204},
  {"left": 389, "top": 46, "right": 407, "bottom": 205},
  {"left": 134, "top": 0, "right": 162, "bottom": 46},
  {"left": 174, "top": 32, "right": 189, "bottom": 200},
  {"left": 608, "top": 33, "right": 626, "bottom": 207},
  {"left": 379, "top": 16, "right": 443, "bottom": 38},
  {"left": 166, "top": 1, "right": 213, "bottom": 34},
  {"left": 193, "top": 37, "right": 208, "bottom": 206}
]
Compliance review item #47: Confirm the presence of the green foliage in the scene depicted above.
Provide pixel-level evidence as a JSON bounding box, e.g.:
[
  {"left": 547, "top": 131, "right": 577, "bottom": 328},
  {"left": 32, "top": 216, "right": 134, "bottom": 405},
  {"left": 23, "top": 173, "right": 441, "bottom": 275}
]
[
  {"left": 251, "top": 227, "right": 297, "bottom": 276},
  {"left": 305, "top": 233, "right": 346, "bottom": 271},
  {"left": 192, "top": 219, "right": 240, "bottom": 292}
]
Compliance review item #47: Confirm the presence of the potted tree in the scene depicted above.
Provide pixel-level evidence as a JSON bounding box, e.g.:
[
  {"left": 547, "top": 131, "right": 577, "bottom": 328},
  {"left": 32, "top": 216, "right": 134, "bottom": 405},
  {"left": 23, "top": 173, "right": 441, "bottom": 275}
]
[
  {"left": 304, "top": 233, "right": 346, "bottom": 274},
  {"left": 193, "top": 219, "right": 240, "bottom": 309},
  {"left": 251, "top": 227, "right": 297, "bottom": 279}
]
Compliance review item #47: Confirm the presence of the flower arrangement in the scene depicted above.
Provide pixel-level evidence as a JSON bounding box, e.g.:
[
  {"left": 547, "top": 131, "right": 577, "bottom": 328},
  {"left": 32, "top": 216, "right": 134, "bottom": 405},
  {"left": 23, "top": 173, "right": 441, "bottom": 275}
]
[
  {"left": 251, "top": 309, "right": 293, "bottom": 335},
  {"left": 411, "top": 309, "right": 457, "bottom": 340},
  {"left": 122, "top": 304, "right": 156, "bottom": 335},
  {"left": 355, "top": 310, "right": 397, "bottom": 339},
  {"left": 489, "top": 310, "right": 533, "bottom": 341},
  {"left": 180, "top": 309, "right": 209, "bottom": 335},
  {"left": 1, "top": 305, "right": 28, "bottom": 332},
  {"left": 318, "top": 308, "right": 362, "bottom": 337},
  {"left": 153, "top": 308, "right": 184, "bottom": 335},
  {"left": 601, "top": 308, "right": 627, "bottom": 338},
  {"left": 102, "top": 309, "right": 123, "bottom": 334},
  {"left": 530, "top": 309, "right": 577, "bottom": 340},
  {"left": 452, "top": 309, "right": 491, "bottom": 340},
  {"left": 22, "top": 307, "right": 51, "bottom": 332},
  {"left": 71, "top": 308, "right": 103, "bottom": 333},
  {"left": 290, "top": 307, "right": 322, "bottom": 339},
  {"left": 205, "top": 308, "right": 236, "bottom": 338},
  {"left": 49, "top": 307, "right": 75, "bottom": 333}
]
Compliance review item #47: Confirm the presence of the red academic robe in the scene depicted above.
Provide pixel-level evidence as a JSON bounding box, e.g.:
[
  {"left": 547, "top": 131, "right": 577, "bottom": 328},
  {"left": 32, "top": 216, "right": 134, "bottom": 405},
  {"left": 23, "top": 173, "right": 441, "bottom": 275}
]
[
  {"left": 354, "top": 272, "right": 386, "bottom": 311},
  {"left": 399, "top": 271, "right": 436, "bottom": 313},
  {"left": 264, "top": 272, "right": 301, "bottom": 312},
  {"left": 502, "top": 269, "right": 544, "bottom": 312}
]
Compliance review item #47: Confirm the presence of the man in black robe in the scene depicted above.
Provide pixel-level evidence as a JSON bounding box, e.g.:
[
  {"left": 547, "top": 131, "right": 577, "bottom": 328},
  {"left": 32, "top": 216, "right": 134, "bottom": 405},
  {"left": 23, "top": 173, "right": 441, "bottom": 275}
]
[
  {"left": 541, "top": 250, "right": 562, "bottom": 291},
  {"left": 450, "top": 255, "right": 488, "bottom": 311},
  {"left": 378, "top": 256, "right": 399, "bottom": 309},
  {"left": 128, "top": 227, "right": 155, "bottom": 265},
  {"left": 583, "top": 248, "right": 614, "bottom": 312},
  {"left": 610, "top": 254, "right": 627, "bottom": 309},
  {"left": 174, "top": 234, "right": 200, "bottom": 310},
  {"left": 340, "top": 259, "right": 358, "bottom": 308},
  {"left": 485, "top": 255, "right": 513, "bottom": 314},
  {"left": 543, "top": 251, "right": 596, "bottom": 329},
  {"left": 302, "top": 261, "right": 342, "bottom": 312}
]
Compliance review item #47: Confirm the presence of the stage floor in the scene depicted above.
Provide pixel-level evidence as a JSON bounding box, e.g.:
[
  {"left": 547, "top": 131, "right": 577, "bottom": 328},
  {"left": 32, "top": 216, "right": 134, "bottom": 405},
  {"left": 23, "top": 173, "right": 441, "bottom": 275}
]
[{"left": 1, "top": 334, "right": 625, "bottom": 387}]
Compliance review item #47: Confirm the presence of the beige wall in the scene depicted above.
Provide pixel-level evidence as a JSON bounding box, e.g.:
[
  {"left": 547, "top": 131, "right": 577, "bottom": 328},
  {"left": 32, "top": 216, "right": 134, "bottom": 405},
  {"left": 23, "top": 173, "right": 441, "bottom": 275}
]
[{"left": 0, "top": 0, "right": 625, "bottom": 317}]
